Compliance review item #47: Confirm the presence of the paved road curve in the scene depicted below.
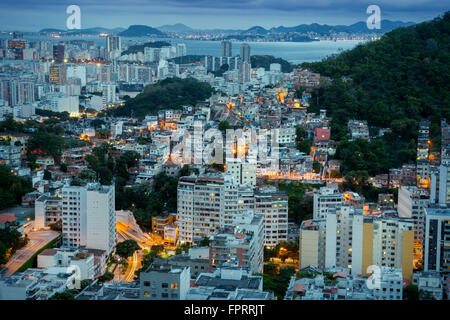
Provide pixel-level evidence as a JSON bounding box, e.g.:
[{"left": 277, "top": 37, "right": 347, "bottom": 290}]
[{"left": 3, "top": 230, "right": 60, "bottom": 276}]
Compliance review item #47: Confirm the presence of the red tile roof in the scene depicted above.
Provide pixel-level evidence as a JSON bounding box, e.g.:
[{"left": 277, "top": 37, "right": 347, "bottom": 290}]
[{"left": 0, "top": 213, "right": 16, "bottom": 225}]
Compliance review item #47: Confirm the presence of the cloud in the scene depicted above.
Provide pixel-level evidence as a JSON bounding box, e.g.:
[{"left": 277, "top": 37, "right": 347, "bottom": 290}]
[{"left": 0, "top": 0, "right": 447, "bottom": 30}]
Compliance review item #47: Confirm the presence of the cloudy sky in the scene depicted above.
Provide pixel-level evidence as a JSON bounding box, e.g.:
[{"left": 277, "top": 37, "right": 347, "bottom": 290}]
[{"left": 0, "top": 0, "right": 448, "bottom": 31}]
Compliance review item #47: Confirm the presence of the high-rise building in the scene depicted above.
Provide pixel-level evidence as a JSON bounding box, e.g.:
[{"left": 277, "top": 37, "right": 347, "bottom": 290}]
[
  {"left": 238, "top": 61, "right": 251, "bottom": 84},
  {"left": 416, "top": 119, "right": 431, "bottom": 188},
  {"left": 221, "top": 40, "right": 232, "bottom": 58},
  {"left": 424, "top": 205, "right": 450, "bottom": 274},
  {"left": 61, "top": 183, "right": 116, "bottom": 255},
  {"left": 313, "top": 185, "right": 343, "bottom": 220},
  {"left": 301, "top": 205, "right": 415, "bottom": 282},
  {"left": 106, "top": 35, "right": 121, "bottom": 53},
  {"left": 430, "top": 158, "right": 450, "bottom": 205},
  {"left": 398, "top": 186, "right": 429, "bottom": 241},
  {"left": 254, "top": 186, "right": 288, "bottom": 246},
  {"left": 209, "top": 211, "right": 264, "bottom": 274},
  {"left": 225, "top": 160, "right": 256, "bottom": 187},
  {"left": 177, "top": 173, "right": 239, "bottom": 245},
  {"left": 52, "top": 45, "right": 65, "bottom": 63},
  {"left": 49, "top": 64, "right": 67, "bottom": 85},
  {"left": 34, "top": 195, "right": 62, "bottom": 230},
  {"left": 239, "top": 43, "right": 250, "bottom": 63}
]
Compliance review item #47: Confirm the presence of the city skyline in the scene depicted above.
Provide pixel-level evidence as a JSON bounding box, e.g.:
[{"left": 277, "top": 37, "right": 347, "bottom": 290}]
[{"left": 0, "top": 0, "right": 448, "bottom": 31}]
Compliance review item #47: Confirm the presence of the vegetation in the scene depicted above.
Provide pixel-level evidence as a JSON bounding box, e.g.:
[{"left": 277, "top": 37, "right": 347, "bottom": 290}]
[
  {"left": 168, "top": 55, "right": 205, "bottom": 65},
  {"left": 251, "top": 55, "right": 293, "bottom": 73},
  {"left": 109, "top": 77, "right": 213, "bottom": 117},
  {"left": 121, "top": 41, "right": 171, "bottom": 55},
  {"left": 218, "top": 120, "right": 230, "bottom": 131},
  {"left": 295, "top": 126, "right": 312, "bottom": 154},
  {"left": 0, "top": 165, "right": 32, "bottom": 210},
  {"left": 261, "top": 264, "right": 296, "bottom": 299},
  {"left": 278, "top": 181, "right": 316, "bottom": 224},
  {"left": 403, "top": 284, "right": 420, "bottom": 300},
  {"left": 264, "top": 241, "right": 299, "bottom": 263},
  {"left": 115, "top": 240, "right": 140, "bottom": 259},
  {"left": 116, "top": 172, "right": 178, "bottom": 231},
  {"left": 304, "top": 12, "right": 450, "bottom": 175},
  {"left": 134, "top": 250, "right": 159, "bottom": 280},
  {"left": 15, "top": 235, "right": 60, "bottom": 272},
  {"left": 0, "top": 225, "right": 30, "bottom": 265},
  {"left": 98, "top": 271, "right": 114, "bottom": 282}
]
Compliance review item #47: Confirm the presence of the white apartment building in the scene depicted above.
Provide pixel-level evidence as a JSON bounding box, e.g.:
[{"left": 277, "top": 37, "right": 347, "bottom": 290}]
[
  {"left": 254, "top": 186, "right": 289, "bottom": 247},
  {"left": 313, "top": 185, "right": 343, "bottom": 220},
  {"left": 277, "top": 126, "right": 296, "bottom": 145},
  {"left": 430, "top": 158, "right": 450, "bottom": 205},
  {"left": 304, "top": 205, "right": 415, "bottom": 281},
  {"left": 373, "top": 267, "right": 404, "bottom": 300},
  {"left": 61, "top": 183, "right": 116, "bottom": 255},
  {"left": 177, "top": 173, "right": 238, "bottom": 244},
  {"left": 34, "top": 195, "right": 62, "bottom": 230},
  {"left": 424, "top": 205, "right": 450, "bottom": 274},
  {"left": 225, "top": 160, "right": 256, "bottom": 187},
  {"left": 397, "top": 186, "right": 429, "bottom": 241}
]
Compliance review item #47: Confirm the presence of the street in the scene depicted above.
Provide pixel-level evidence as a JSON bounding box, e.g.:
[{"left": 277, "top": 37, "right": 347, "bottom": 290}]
[{"left": 3, "top": 230, "right": 60, "bottom": 276}]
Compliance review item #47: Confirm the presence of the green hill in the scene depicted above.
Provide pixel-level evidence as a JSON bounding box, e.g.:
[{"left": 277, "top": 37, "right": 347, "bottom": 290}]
[
  {"left": 110, "top": 77, "right": 213, "bottom": 117},
  {"left": 251, "top": 55, "right": 294, "bottom": 73},
  {"left": 121, "top": 41, "right": 171, "bottom": 55},
  {"left": 303, "top": 12, "right": 450, "bottom": 175}
]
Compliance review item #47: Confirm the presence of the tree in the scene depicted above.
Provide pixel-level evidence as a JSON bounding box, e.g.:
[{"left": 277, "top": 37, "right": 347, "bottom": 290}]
[
  {"left": 98, "top": 271, "right": 114, "bottom": 282},
  {"left": 0, "top": 165, "right": 32, "bottom": 209},
  {"left": 198, "top": 237, "right": 210, "bottom": 247},
  {"left": 0, "top": 242, "right": 7, "bottom": 265},
  {"left": 312, "top": 161, "right": 322, "bottom": 174},
  {"left": 49, "top": 290, "right": 76, "bottom": 300},
  {"left": 218, "top": 120, "right": 230, "bottom": 132},
  {"left": 115, "top": 240, "right": 140, "bottom": 259},
  {"left": 60, "top": 163, "right": 68, "bottom": 172},
  {"left": 80, "top": 279, "right": 93, "bottom": 290},
  {"left": 403, "top": 284, "right": 419, "bottom": 300},
  {"left": 296, "top": 126, "right": 312, "bottom": 154},
  {"left": 43, "top": 169, "right": 52, "bottom": 181}
]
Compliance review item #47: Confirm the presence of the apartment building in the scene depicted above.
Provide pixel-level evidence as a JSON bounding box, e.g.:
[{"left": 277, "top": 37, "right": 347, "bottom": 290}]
[
  {"left": 139, "top": 260, "right": 190, "bottom": 300},
  {"left": 397, "top": 186, "right": 429, "bottom": 242},
  {"left": 177, "top": 173, "right": 238, "bottom": 244},
  {"left": 424, "top": 205, "right": 450, "bottom": 274},
  {"left": 209, "top": 212, "right": 264, "bottom": 274},
  {"left": 302, "top": 205, "right": 414, "bottom": 282},
  {"left": 285, "top": 266, "right": 403, "bottom": 300},
  {"left": 254, "top": 186, "right": 289, "bottom": 246},
  {"left": 313, "top": 185, "right": 343, "bottom": 220},
  {"left": 186, "top": 266, "right": 273, "bottom": 300},
  {"left": 61, "top": 183, "right": 116, "bottom": 254},
  {"left": 225, "top": 160, "right": 256, "bottom": 187},
  {"left": 34, "top": 195, "right": 62, "bottom": 230}
]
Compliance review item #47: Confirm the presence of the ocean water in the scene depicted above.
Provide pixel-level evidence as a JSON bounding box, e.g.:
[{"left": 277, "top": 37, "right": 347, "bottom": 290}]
[{"left": 0, "top": 33, "right": 365, "bottom": 64}]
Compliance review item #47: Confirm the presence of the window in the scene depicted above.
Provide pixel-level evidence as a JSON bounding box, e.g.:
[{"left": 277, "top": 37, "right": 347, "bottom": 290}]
[
  {"left": 144, "top": 281, "right": 150, "bottom": 287},
  {"left": 143, "top": 291, "right": 150, "bottom": 297},
  {"left": 171, "top": 283, "right": 178, "bottom": 289},
  {"left": 162, "top": 293, "right": 169, "bottom": 298},
  {"left": 161, "top": 283, "right": 168, "bottom": 288}
]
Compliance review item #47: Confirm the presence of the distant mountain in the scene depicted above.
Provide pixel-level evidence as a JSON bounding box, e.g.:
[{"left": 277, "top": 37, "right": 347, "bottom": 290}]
[
  {"left": 39, "top": 27, "right": 125, "bottom": 34},
  {"left": 270, "top": 20, "right": 415, "bottom": 35},
  {"left": 157, "top": 23, "right": 194, "bottom": 33},
  {"left": 119, "top": 25, "right": 164, "bottom": 37},
  {"left": 242, "top": 26, "right": 269, "bottom": 35}
]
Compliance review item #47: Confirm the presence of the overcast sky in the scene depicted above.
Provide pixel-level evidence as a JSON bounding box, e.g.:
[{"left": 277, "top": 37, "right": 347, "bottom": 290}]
[{"left": 0, "top": 0, "right": 448, "bottom": 31}]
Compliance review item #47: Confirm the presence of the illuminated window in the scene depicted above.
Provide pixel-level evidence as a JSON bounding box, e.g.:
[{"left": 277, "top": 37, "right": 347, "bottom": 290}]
[
  {"left": 171, "top": 283, "right": 178, "bottom": 289},
  {"left": 144, "top": 291, "right": 150, "bottom": 296}
]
